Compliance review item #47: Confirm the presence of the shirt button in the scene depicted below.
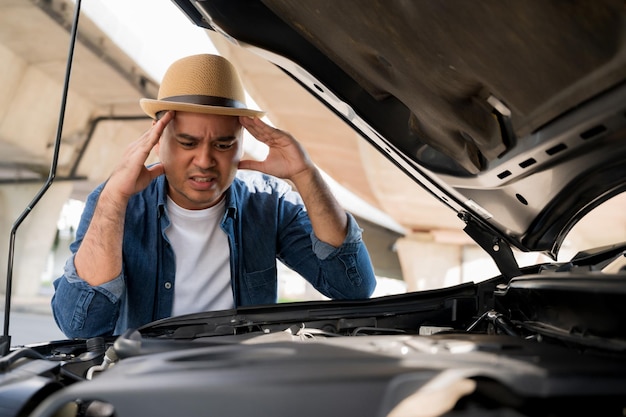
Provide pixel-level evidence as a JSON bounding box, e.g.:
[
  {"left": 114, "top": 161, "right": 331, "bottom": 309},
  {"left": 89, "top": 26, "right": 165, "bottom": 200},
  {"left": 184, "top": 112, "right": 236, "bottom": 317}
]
[{"left": 164, "top": 282, "right": 172, "bottom": 290}]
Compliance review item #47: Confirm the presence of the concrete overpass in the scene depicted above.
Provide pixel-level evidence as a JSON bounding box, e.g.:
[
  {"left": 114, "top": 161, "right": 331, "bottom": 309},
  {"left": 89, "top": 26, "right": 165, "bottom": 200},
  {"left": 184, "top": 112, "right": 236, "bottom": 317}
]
[
  {"left": 1, "top": 0, "right": 163, "bottom": 298},
  {"left": 1, "top": 0, "right": 623, "bottom": 303}
]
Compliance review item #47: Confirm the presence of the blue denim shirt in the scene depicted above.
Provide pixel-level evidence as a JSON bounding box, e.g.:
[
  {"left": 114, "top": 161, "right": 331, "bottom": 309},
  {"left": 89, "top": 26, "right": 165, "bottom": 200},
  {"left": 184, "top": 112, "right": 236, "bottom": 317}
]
[{"left": 52, "top": 171, "right": 376, "bottom": 338}]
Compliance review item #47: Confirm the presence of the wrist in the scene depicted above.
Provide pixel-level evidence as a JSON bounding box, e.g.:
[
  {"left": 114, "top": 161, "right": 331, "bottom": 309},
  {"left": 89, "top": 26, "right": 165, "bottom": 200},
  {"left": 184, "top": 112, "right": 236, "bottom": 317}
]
[
  {"left": 289, "top": 165, "right": 319, "bottom": 189},
  {"left": 99, "top": 184, "right": 131, "bottom": 216}
]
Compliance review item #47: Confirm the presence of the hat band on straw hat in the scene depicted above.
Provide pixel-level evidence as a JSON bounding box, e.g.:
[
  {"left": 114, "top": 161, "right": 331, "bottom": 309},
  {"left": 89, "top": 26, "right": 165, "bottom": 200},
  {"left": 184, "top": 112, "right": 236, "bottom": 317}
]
[{"left": 161, "top": 95, "right": 247, "bottom": 109}]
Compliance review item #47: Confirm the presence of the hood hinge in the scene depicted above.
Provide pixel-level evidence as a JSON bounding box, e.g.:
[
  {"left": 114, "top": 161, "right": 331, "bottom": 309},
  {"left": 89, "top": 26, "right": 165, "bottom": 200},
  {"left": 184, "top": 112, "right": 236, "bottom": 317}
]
[{"left": 461, "top": 213, "right": 521, "bottom": 280}]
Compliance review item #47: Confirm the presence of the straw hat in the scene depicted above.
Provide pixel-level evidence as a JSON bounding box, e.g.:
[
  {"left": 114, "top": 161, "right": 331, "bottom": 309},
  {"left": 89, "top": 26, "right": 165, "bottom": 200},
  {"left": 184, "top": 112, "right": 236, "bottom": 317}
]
[{"left": 140, "top": 54, "right": 264, "bottom": 119}]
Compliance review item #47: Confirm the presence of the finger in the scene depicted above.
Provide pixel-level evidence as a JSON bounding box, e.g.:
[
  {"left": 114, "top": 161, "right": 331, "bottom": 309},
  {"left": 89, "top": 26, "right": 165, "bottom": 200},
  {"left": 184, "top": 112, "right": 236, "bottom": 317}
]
[
  {"left": 239, "top": 116, "right": 260, "bottom": 135},
  {"left": 240, "top": 116, "right": 275, "bottom": 142},
  {"left": 132, "top": 111, "right": 173, "bottom": 158},
  {"left": 148, "top": 111, "right": 174, "bottom": 143},
  {"left": 239, "top": 115, "right": 260, "bottom": 129}
]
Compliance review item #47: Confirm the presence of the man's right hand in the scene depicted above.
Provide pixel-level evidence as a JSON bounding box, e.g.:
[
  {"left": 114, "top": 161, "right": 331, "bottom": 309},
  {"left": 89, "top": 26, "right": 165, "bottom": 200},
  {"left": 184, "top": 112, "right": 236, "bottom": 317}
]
[{"left": 106, "top": 110, "right": 174, "bottom": 202}]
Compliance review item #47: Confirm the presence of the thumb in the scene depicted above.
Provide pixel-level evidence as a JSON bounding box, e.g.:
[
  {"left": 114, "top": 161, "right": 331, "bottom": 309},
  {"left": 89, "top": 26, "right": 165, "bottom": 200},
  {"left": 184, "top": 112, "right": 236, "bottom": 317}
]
[
  {"left": 238, "top": 159, "right": 263, "bottom": 172},
  {"left": 147, "top": 162, "right": 165, "bottom": 179}
]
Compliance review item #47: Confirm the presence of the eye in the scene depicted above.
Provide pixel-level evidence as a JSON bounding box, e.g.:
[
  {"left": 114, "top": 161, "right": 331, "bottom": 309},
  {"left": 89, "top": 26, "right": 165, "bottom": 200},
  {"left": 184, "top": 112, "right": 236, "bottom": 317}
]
[
  {"left": 214, "top": 142, "right": 235, "bottom": 151},
  {"left": 177, "top": 139, "right": 195, "bottom": 148}
]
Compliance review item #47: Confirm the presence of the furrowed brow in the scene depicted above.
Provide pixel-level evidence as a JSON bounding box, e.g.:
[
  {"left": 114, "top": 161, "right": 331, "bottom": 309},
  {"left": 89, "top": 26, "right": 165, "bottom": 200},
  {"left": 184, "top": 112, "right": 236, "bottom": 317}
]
[
  {"left": 176, "top": 132, "right": 201, "bottom": 142},
  {"left": 215, "top": 135, "right": 237, "bottom": 142},
  {"left": 174, "top": 133, "right": 237, "bottom": 142}
]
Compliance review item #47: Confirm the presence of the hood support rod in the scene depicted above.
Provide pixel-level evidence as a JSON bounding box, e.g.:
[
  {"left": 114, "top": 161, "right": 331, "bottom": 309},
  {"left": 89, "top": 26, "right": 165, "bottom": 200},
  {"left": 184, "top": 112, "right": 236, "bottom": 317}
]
[{"left": 1, "top": 0, "right": 82, "bottom": 356}]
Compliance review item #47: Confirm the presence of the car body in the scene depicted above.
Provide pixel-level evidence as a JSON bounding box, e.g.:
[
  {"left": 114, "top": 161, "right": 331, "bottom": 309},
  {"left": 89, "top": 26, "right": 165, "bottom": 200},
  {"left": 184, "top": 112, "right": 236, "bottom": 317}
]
[{"left": 2, "top": 1, "right": 626, "bottom": 416}]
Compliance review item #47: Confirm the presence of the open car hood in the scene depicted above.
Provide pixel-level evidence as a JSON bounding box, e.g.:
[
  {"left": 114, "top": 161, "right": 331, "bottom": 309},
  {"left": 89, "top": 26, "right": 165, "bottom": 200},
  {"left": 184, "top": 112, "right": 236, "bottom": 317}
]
[
  {"left": 174, "top": 0, "right": 626, "bottom": 258},
  {"left": 3, "top": 2, "right": 626, "bottom": 416}
]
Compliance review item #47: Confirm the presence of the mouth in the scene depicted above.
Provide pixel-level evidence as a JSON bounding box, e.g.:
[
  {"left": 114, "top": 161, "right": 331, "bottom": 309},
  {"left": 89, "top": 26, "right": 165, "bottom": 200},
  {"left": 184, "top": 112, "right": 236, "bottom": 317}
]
[
  {"left": 191, "top": 176, "right": 214, "bottom": 183},
  {"left": 189, "top": 175, "right": 217, "bottom": 190}
]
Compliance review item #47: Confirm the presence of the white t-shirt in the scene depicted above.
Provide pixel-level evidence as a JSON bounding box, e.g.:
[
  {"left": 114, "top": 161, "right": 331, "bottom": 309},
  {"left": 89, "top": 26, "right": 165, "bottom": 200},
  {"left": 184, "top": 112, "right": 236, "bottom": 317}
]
[{"left": 165, "top": 196, "right": 234, "bottom": 316}]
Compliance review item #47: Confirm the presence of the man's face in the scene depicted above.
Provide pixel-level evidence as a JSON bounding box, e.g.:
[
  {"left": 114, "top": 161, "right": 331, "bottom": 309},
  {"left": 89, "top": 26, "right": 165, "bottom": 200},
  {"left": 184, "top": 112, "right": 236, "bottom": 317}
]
[{"left": 156, "top": 111, "right": 243, "bottom": 210}]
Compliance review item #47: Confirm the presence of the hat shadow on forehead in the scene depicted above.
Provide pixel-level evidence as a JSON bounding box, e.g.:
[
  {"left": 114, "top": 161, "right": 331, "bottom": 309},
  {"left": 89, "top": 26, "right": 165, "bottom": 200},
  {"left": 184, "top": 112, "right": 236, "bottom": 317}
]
[{"left": 140, "top": 54, "right": 265, "bottom": 119}]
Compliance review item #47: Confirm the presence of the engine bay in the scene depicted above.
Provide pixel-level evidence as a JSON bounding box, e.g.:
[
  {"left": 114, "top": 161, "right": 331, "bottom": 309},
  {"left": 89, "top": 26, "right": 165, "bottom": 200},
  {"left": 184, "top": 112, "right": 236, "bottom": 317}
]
[
  {"left": 4, "top": 323, "right": 626, "bottom": 417},
  {"left": 3, "top": 246, "right": 625, "bottom": 417}
]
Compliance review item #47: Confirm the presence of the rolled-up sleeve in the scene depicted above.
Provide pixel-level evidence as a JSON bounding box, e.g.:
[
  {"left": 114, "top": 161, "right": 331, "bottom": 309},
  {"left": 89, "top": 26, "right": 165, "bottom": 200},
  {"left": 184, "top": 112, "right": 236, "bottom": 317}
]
[
  {"left": 310, "top": 212, "right": 365, "bottom": 260},
  {"left": 307, "top": 213, "right": 377, "bottom": 299},
  {"left": 51, "top": 254, "right": 124, "bottom": 338}
]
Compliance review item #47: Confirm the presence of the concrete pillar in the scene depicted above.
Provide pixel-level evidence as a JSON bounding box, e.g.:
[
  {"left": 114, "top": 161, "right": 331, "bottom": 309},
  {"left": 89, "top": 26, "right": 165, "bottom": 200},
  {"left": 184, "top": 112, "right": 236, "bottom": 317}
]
[
  {"left": 0, "top": 182, "right": 73, "bottom": 299},
  {"left": 395, "top": 232, "right": 464, "bottom": 292},
  {"left": 396, "top": 231, "right": 536, "bottom": 291},
  {"left": 460, "top": 244, "right": 502, "bottom": 282}
]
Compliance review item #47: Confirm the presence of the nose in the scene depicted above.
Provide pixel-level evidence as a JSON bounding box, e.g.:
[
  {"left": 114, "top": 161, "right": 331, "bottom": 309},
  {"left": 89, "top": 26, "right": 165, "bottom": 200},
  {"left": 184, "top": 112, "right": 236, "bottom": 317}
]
[{"left": 193, "top": 143, "right": 215, "bottom": 170}]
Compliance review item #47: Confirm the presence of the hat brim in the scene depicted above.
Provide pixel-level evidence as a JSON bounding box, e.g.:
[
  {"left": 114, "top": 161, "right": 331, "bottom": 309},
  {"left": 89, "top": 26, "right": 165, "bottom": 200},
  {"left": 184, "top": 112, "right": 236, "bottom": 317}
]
[{"left": 140, "top": 98, "right": 265, "bottom": 119}]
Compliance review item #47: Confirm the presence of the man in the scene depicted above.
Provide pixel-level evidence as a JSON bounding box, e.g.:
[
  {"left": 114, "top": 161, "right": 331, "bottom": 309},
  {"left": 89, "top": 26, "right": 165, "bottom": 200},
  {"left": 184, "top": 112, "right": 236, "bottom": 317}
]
[{"left": 52, "top": 54, "right": 376, "bottom": 338}]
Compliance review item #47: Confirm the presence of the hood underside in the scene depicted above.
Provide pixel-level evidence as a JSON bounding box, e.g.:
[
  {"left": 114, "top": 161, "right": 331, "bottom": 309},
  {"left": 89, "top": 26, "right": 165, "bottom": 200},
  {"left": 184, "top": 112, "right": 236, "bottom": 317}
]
[{"left": 175, "top": 0, "right": 626, "bottom": 256}]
